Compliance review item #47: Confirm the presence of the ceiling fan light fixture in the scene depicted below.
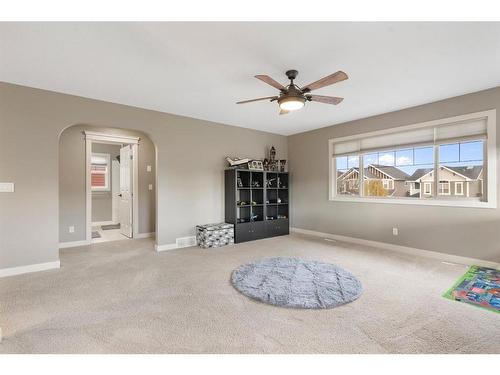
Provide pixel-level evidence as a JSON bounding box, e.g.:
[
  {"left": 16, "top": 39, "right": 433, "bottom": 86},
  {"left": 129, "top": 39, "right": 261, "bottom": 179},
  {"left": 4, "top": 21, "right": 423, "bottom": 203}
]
[{"left": 278, "top": 96, "right": 305, "bottom": 111}]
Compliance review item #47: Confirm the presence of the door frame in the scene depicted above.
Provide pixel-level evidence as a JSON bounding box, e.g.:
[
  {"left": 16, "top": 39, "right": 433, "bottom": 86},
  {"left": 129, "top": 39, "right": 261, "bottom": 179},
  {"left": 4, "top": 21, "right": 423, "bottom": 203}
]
[{"left": 84, "top": 131, "right": 140, "bottom": 243}]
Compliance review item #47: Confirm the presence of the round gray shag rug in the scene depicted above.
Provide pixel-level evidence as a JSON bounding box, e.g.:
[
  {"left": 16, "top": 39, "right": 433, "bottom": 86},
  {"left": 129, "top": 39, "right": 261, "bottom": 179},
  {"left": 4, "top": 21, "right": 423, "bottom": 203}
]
[{"left": 231, "top": 257, "right": 362, "bottom": 309}]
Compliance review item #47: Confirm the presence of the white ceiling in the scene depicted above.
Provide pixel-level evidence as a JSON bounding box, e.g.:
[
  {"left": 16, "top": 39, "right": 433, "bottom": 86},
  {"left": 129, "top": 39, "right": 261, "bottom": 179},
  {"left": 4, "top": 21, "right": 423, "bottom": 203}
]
[{"left": 1, "top": 22, "right": 500, "bottom": 135}]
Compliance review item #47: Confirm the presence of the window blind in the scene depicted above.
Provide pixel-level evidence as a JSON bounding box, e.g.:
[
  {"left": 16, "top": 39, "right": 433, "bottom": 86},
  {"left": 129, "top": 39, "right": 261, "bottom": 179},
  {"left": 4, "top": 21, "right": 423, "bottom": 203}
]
[{"left": 332, "top": 117, "right": 487, "bottom": 157}]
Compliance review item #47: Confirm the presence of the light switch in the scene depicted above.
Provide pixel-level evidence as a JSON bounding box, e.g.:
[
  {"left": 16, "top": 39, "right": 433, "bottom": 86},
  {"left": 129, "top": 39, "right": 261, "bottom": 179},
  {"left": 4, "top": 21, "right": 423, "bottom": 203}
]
[
  {"left": 147, "top": 165, "right": 152, "bottom": 172},
  {"left": 148, "top": 184, "right": 153, "bottom": 191},
  {"left": 0, "top": 183, "right": 14, "bottom": 192}
]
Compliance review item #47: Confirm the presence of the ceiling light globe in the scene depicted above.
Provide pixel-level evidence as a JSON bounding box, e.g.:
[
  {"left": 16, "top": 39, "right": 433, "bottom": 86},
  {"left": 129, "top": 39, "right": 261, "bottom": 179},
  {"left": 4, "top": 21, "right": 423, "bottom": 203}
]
[{"left": 278, "top": 96, "right": 305, "bottom": 111}]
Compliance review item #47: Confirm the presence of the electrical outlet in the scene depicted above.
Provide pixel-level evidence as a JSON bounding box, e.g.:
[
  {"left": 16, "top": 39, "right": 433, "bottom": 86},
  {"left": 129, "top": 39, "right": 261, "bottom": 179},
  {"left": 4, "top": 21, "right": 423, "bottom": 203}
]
[
  {"left": 392, "top": 227, "right": 398, "bottom": 236},
  {"left": 148, "top": 184, "right": 153, "bottom": 191},
  {"left": 69, "top": 226, "right": 75, "bottom": 233},
  {"left": 147, "top": 165, "right": 152, "bottom": 172}
]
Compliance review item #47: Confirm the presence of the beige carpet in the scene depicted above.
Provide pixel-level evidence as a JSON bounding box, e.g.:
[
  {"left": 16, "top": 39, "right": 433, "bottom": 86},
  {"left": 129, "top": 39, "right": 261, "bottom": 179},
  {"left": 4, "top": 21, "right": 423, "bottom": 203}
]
[{"left": 0, "top": 233, "right": 498, "bottom": 354}]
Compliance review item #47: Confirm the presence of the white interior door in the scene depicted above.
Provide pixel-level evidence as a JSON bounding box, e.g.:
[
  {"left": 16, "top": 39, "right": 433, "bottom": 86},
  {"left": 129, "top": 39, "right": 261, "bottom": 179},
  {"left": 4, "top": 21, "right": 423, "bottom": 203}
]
[
  {"left": 119, "top": 145, "right": 133, "bottom": 238},
  {"left": 111, "top": 159, "right": 120, "bottom": 224}
]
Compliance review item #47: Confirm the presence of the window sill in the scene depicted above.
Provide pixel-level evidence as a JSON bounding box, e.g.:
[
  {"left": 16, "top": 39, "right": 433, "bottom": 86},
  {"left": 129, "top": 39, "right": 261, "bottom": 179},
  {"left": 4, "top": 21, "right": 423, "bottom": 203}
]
[{"left": 329, "top": 196, "right": 496, "bottom": 209}]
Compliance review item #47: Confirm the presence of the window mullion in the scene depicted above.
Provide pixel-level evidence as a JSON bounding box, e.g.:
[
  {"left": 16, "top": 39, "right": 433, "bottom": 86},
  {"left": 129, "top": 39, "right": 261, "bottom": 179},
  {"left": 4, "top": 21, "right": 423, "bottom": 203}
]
[
  {"left": 359, "top": 155, "right": 364, "bottom": 197},
  {"left": 433, "top": 144, "right": 439, "bottom": 198}
]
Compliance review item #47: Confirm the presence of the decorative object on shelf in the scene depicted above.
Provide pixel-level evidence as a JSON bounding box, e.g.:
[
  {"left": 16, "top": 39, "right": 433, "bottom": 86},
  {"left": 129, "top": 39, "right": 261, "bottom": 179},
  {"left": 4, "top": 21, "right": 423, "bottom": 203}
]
[
  {"left": 263, "top": 158, "right": 269, "bottom": 171},
  {"left": 226, "top": 156, "right": 252, "bottom": 168},
  {"left": 277, "top": 215, "right": 287, "bottom": 219},
  {"left": 250, "top": 214, "right": 259, "bottom": 222},
  {"left": 251, "top": 180, "right": 261, "bottom": 188},
  {"left": 196, "top": 222, "right": 234, "bottom": 249},
  {"left": 237, "top": 201, "right": 248, "bottom": 206},
  {"left": 248, "top": 160, "right": 264, "bottom": 171},
  {"left": 237, "top": 177, "right": 243, "bottom": 188},
  {"left": 269, "top": 146, "right": 278, "bottom": 171},
  {"left": 251, "top": 201, "right": 258, "bottom": 205},
  {"left": 277, "top": 197, "right": 282, "bottom": 203},
  {"left": 266, "top": 177, "right": 276, "bottom": 188},
  {"left": 278, "top": 177, "right": 287, "bottom": 188},
  {"left": 279, "top": 160, "right": 287, "bottom": 172},
  {"left": 266, "top": 215, "right": 276, "bottom": 220}
]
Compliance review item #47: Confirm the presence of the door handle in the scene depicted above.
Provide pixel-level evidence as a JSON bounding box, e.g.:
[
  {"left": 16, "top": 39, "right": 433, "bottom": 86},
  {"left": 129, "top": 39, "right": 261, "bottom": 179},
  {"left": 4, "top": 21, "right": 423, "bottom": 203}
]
[{"left": 118, "top": 194, "right": 122, "bottom": 197}]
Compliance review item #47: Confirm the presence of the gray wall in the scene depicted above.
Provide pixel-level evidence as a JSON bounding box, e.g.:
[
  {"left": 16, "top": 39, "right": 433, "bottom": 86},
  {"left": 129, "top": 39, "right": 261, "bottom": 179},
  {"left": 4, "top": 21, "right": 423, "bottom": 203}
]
[
  {"left": 0, "top": 82, "right": 287, "bottom": 269},
  {"left": 90, "top": 143, "right": 121, "bottom": 224},
  {"left": 289, "top": 86, "right": 500, "bottom": 263},
  {"left": 59, "top": 130, "right": 156, "bottom": 242}
]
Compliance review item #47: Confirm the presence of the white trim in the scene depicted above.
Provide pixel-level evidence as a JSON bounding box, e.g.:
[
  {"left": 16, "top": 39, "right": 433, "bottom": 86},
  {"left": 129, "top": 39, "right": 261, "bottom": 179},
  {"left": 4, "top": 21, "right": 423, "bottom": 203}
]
[
  {"left": 290, "top": 227, "right": 499, "bottom": 269},
  {"left": 59, "top": 240, "right": 90, "bottom": 248},
  {"left": 438, "top": 180, "right": 451, "bottom": 195},
  {"left": 329, "top": 195, "right": 491, "bottom": 208},
  {"left": 91, "top": 220, "right": 117, "bottom": 226},
  {"left": 84, "top": 131, "right": 139, "bottom": 144},
  {"left": 155, "top": 243, "right": 178, "bottom": 252},
  {"left": 132, "top": 143, "right": 139, "bottom": 239},
  {"left": 0, "top": 261, "right": 61, "bottom": 278},
  {"left": 424, "top": 182, "right": 432, "bottom": 195},
  {"left": 86, "top": 136, "right": 140, "bottom": 242},
  {"left": 135, "top": 232, "right": 155, "bottom": 239},
  {"left": 455, "top": 181, "right": 464, "bottom": 196},
  {"left": 85, "top": 138, "right": 92, "bottom": 243}
]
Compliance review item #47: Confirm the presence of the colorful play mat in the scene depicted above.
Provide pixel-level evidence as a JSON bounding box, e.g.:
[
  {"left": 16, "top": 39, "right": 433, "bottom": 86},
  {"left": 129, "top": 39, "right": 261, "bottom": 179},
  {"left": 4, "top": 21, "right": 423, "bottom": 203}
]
[{"left": 443, "top": 265, "right": 500, "bottom": 313}]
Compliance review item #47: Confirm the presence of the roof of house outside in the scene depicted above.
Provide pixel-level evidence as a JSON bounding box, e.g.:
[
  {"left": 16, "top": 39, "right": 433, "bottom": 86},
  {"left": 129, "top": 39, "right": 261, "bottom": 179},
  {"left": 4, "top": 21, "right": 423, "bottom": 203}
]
[
  {"left": 446, "top": 166, "right": 483, "bottom": 180},
  {"left": 368, "top": 164, "right": 411, "bottom": 180},
  {"left": 409, "top": 166, "right": 483, "bottom": 181}
]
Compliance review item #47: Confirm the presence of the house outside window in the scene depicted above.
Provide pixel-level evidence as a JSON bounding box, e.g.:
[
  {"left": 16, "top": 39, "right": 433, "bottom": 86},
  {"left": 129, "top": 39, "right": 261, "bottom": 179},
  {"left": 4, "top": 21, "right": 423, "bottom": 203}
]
[
  {"left": 91, "top": 153, "right": 110, "bottom": 191},
  {"left": 329, "top": 110, "right": 496, "bottom": 208}
]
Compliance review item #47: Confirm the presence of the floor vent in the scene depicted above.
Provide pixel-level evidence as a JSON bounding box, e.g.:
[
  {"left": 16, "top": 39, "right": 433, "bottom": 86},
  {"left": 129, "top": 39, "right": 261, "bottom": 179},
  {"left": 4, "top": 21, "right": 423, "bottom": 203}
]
[{"left": 176, "top": 236, "right": 197, "bottom": 248}]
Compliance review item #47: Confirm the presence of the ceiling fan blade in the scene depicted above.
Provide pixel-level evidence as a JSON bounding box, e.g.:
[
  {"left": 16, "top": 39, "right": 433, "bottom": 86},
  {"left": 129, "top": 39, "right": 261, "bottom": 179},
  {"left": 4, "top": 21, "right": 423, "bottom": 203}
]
[
  {"left": 279, "top": 109, "right": 290, "bottom": 115},
  {"left": 236, "top": 96, "right": 278, "bottom": 104},
  {"left": 255, "top": 75, "right": 286, "bottom": 91},
  {"left": 309, "top": 95, "right": 344, "bottom": 105},
  {"left": 303, "top": 71, "right": 348, "bottom": 92}
]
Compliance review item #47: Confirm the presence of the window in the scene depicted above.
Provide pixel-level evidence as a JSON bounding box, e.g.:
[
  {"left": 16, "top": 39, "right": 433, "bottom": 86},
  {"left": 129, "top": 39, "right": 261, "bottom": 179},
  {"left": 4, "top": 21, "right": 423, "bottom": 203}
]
[
  {"left": 329, "top": 110, "right": 496, "bottom": 208},
  {"left": 438, "top": 140, "right": 484, "bottom": 199},
  {"left": 438, "top": 181, "right": 450, "bottom": 195},
  {"left": 424, "top": 182, "right": 432, "bottom": 195},
  {"left": 91, "top": 153, "right": 110, "bottom": 191}
]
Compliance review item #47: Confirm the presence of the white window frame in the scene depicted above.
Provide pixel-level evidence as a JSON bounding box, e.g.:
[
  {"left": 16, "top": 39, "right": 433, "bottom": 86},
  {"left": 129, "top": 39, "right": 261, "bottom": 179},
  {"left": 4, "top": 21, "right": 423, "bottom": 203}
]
[
  {"left": 438, "top": 181, "right": 450, "bottom": 195},
  {"left": 455, "top": 181, "right": 464, "bottom": 196},
  {"left": 91, "top": 153, "right": 111, "bottom": 191},
  {"left": 382, "top": 179, "right": 394, "bottom": 190},
  {"left": 328, "top": 110, "right": 496, "bottom": 208},
  {"left": 424, "top": 182, "right": 432, "bottom": 195}
]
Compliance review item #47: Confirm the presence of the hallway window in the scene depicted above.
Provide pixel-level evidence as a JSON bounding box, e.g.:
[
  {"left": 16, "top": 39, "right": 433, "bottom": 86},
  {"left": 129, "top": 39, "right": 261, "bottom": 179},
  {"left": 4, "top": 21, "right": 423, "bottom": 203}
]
[{"left": 91, "top": 153, "right": 110, "bottom": 191}]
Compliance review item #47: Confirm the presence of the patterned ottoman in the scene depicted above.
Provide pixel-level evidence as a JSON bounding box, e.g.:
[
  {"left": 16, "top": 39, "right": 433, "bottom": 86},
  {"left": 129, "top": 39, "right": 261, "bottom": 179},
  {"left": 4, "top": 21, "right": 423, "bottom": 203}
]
[{"left": 196, "top": 222, "right": 234, "bottom": 249}]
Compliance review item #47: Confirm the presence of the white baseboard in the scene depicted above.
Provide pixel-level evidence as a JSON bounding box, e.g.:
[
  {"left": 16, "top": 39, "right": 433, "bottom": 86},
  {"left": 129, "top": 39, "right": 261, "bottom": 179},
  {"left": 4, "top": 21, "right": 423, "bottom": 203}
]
[
  {"left": 0, "top": 260, "right": 60, "bottom": 278},
  {"left": 135, "top": 232, "right": 155, "bottom": 239},
  {"left": 59, "top": 240, "right": 90, "bottom": 249},
  {"left": 92, "top": 221, "right": 117, "bottom": 226},
  {"left": 155, "top": 243, "right": 178, "bottom": 252},
  {"left": 291, "top": 227, "right": 499, "bottom": 269}
]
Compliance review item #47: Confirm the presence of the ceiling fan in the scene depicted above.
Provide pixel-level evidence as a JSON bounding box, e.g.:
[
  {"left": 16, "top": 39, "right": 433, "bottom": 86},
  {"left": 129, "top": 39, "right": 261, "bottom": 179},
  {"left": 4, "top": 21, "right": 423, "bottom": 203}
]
[{"left": 237, "top": 69, "right": 348, "bottom": 115}]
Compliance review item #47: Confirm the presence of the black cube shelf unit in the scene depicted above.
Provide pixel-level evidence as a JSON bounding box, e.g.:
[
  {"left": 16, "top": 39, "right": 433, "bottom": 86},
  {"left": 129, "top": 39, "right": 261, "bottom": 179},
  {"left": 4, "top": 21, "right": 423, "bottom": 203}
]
[{"left": 225, "top": 169, "right": 289, "bottom": 243}]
